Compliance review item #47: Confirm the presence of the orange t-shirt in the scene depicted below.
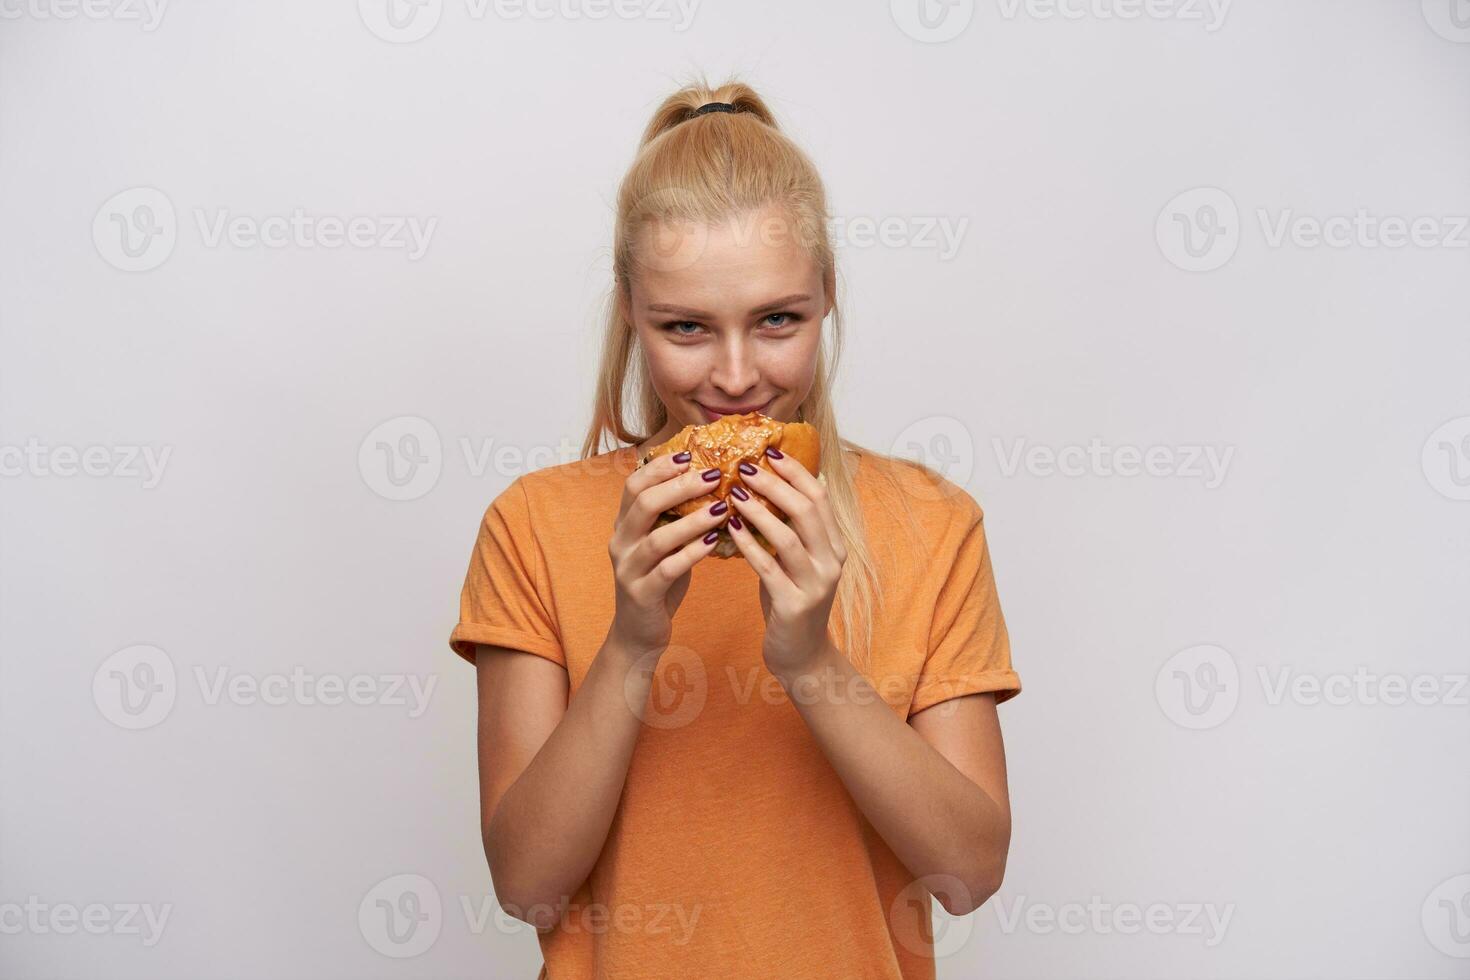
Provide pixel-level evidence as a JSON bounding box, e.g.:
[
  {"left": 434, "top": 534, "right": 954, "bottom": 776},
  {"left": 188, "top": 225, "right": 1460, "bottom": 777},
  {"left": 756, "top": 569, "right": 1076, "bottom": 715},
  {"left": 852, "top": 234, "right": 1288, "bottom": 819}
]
[{"left": 449, "top": 444, "right": 1020, "bottom": 979}]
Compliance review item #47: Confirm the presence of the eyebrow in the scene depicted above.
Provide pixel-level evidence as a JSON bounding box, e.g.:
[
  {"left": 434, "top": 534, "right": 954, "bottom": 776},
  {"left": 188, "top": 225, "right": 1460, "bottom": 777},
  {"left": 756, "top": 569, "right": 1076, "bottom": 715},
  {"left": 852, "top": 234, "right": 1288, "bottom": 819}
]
[{"left": 646, "top": 293, "right": 812, "bottom": 319}]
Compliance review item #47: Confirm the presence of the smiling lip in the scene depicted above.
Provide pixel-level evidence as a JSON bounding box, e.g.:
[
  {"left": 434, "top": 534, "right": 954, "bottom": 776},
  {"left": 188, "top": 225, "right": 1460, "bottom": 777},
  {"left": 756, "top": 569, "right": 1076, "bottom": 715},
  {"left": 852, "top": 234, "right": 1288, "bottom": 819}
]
[{"left": 697, "top": 399, "right": 771, "bottom": 422}]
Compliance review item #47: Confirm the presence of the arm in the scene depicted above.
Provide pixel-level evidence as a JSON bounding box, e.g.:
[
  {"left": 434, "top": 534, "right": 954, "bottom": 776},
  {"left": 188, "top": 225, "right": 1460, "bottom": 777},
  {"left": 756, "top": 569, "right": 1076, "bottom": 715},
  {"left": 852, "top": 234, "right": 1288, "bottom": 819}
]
[
  {"left": 770, "top": 646, "right": 1012, "bottom": 915},
  {"left": 472, "top": 452, "right": 729, "bottom": 928},
  {"left": 724, "top": 450, "right": 1014, "bottom": 916},
  {"left": 474, "top": 633, "right": 655, "bottom": 928}
]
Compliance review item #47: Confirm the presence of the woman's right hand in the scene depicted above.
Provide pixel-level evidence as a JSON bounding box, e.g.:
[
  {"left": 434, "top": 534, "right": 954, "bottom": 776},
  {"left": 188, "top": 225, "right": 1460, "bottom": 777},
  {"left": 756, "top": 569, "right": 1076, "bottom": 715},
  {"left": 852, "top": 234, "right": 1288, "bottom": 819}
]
[{"left": 607, "top": 451, "right": 729, "bottom": 655}]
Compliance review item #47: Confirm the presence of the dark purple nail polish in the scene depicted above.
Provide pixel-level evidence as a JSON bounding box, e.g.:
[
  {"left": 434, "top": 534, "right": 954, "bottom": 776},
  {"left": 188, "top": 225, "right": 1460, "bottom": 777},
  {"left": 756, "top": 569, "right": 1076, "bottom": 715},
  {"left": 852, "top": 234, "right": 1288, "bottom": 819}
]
[
  {"left": 702, "top": 467, "right": 720, "bottom": 481},
  {"left": 731, "top": 485, "right": 749, "bottom": 501},
  {"left": 738, "top": 460, "right": 758, "bottom": 476},
  {"left": 709, "top": 500, "right": 728, "bottom": 515},
  {"left": 703, "top": 530, "right": 719, "bottom": 544},
  {"left": 729, "top": 514, "right": 743, "bottom": 530},
  {"left": 765, "top": 447, "right": 783, "bottom": 459},
  {"left": 672, "top": 451, "right": 691, "bottom": 463}
]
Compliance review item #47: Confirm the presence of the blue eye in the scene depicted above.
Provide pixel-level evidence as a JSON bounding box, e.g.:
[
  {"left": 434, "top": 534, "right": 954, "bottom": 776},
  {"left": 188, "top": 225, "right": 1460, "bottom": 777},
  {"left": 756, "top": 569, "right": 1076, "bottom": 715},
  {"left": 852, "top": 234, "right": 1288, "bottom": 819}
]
[{"left": 660, "top": 313, "right": 802, "bottom": 335}]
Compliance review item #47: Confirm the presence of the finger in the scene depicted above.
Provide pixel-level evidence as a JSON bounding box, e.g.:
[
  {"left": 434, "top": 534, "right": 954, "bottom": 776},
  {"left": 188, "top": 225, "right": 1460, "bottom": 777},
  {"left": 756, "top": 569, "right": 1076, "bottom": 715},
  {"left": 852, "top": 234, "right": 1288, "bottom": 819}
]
[
  {"left": 618, "top": 462, "right": 721, "bottom": 548},
  {"left": 729, "top": 485, "right": 815, "bottom": 583},
  {"left": 621, "top": 451, "right": 690, "bottom": 518},
  {"left": 633, "top": 499, "right": 729, "bottom": 577},
  {"left": 736, "top": 457, "right": 836, "bottom": 564},
  {"left": 727, "top": 510, "right": 796, "bottom": 593},
  {"left": 767, "top": 451, "right": 845, "bottom": 563},
  {"left": 649, "top": 514, "right": 723, "bottom": 585},
  {"left": 638, "top": 464, "right": 723, "bottom": 521}
]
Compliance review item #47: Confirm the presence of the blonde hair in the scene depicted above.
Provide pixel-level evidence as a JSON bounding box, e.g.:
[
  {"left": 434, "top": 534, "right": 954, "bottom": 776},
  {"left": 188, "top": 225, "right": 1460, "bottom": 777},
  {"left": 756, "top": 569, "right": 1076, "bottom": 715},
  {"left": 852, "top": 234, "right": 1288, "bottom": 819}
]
[{"left": 580, "top": 74, "right": 929, "bottom": 674}]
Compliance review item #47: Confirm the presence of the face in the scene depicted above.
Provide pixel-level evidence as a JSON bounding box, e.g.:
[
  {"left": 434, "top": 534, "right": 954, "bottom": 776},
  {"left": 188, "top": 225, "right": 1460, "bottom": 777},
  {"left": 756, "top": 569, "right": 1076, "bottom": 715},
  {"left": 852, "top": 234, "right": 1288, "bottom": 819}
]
[{"left": 621, "top": 203, "right": 832, "bottom": 453}]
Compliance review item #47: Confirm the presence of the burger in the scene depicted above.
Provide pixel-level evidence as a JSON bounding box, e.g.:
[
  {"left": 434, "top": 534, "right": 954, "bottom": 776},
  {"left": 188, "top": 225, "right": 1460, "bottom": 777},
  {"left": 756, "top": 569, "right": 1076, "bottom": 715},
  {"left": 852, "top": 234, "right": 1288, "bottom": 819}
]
[{"left": 637, "top": 411, "right": 821, "bottom": 559}]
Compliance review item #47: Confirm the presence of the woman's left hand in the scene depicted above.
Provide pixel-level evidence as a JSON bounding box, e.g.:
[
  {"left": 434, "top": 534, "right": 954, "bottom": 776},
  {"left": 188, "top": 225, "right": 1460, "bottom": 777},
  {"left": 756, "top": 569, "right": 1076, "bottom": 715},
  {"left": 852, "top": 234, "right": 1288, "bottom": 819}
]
[{"left": 726, "top": 448, "right": 848, "bottom": 676}]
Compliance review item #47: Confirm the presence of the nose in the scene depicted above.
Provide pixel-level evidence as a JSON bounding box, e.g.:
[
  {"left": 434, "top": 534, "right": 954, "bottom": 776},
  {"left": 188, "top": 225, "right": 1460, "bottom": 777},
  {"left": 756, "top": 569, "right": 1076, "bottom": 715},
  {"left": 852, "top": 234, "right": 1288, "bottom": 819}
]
[{"left": 709, "top": 333, "right": 760, "bottom": 398}]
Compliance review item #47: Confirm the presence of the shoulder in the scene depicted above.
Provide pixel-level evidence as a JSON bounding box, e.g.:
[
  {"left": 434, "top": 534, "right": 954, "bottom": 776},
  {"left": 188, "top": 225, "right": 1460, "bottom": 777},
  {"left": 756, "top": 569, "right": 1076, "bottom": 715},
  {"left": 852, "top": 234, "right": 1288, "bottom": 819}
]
[
  {"left": 499, "top": 446, "right": 635, "bottom": 505},
  {"left": 477, "top": 446, "right": 634, "bottom": 543},
  {"left": 850, "top": 446, "right": 984, "bottom": 532}
]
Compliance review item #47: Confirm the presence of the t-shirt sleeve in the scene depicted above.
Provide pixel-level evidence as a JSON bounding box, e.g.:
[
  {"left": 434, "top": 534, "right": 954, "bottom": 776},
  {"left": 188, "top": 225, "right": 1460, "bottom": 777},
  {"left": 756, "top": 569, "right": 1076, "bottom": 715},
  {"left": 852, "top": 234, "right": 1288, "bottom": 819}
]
[
  {"left": 448, "top": 478, "right": 566, "bottom": 668},
  {"left": 909, "top": 505, "right": 1020, "bottom": 715}
]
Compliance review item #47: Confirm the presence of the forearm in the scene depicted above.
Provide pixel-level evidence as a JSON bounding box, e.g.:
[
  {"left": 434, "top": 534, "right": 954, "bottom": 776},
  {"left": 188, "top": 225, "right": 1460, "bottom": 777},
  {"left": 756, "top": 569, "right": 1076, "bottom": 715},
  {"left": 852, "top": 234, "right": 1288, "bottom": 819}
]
[
  {"left": 771, "top": 641, "right": 1010, "bottom": 914},
  {"left": 486, "top": 631, "right": 655, "bottom": 924}
]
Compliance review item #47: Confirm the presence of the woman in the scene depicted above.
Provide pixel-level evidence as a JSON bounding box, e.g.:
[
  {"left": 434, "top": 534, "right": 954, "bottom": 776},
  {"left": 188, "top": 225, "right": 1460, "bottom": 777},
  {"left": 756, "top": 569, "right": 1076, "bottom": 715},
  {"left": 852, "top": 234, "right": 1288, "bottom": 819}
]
[{"left": 449, "top": 77, "right": 1021, "bottom": 979}]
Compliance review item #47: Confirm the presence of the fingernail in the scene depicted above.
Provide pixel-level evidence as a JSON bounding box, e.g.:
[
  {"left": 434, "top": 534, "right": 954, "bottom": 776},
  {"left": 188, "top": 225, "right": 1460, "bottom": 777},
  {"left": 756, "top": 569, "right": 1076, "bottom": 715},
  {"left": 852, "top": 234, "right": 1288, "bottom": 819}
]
[
  {"left": 703, "top": 530, "right": 720, "bottom": 544},
  {"left": 673, "top": 451, "right": 691, "bottom": 463},
  {"left": 709, "top": 500, "right": 728, "bottom": 515},
  {"left": 702, "top": 467, "right": 720, "bottom": 482},
  {"left": 764, "top": 447, "right": 783, "bottom": 459},
  {"left": 731, "top": 485, "right": 749, "bottom": 501},
  {"left": 729, "top": 514, "right": 743, "bottom": 530},
  {"left": 738, "top": 461, "right": 758, "bottom": 476}
]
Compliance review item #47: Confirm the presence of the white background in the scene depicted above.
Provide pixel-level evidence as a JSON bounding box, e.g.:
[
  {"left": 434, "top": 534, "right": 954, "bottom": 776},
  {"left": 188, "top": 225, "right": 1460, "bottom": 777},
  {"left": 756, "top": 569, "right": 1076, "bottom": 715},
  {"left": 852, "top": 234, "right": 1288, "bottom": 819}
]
[{"left": 2, "top": 0, "right": 1468, "bottom": 977}]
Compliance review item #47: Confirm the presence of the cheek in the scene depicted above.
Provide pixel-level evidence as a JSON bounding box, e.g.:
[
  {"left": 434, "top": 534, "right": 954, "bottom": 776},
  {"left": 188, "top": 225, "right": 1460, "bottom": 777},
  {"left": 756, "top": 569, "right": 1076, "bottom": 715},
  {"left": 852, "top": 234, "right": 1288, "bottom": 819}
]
[
  {"left": 762, "top": 332, "right": 820, "bottom": 387},
  {"left": 640, "top": 333, "right": 708, "bottom": 388}
]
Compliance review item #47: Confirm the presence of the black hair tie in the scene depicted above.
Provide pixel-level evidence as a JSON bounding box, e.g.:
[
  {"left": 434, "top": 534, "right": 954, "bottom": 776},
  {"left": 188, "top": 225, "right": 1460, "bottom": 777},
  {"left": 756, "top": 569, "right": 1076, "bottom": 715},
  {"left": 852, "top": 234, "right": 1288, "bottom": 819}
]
[{"left": 693, "top": 102, "right": 738, "bottom": 116}]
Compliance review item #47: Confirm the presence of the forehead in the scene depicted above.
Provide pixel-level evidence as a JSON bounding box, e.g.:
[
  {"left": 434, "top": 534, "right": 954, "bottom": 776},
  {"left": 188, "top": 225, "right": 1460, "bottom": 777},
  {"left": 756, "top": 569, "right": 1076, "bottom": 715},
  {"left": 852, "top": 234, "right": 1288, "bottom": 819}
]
[{"left": 630, "top": 205, "right": 820, "bottom": 307}]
